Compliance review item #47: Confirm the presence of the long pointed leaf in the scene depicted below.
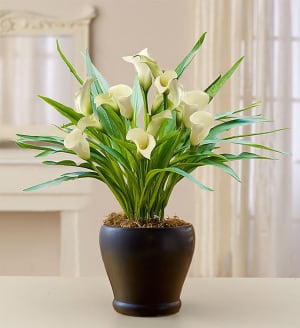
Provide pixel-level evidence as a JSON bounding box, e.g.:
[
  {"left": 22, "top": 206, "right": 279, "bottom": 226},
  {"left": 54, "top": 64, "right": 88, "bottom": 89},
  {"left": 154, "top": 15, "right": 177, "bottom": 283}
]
[
  {"left": 38, "top": 96, "right": 82, "bottom": 124},
  {"left": 85, "top": 50, "right": 109, "bottom": 95},
  {"left": 175, "top": 32, "right": 206, "bottom": 78},
  {"left": 24, "top": 171, "right": 99, "bottom": 192},
  {"left": 205, "top": 57, "right": 244, "bottom": 101},
  {"left": 56, "top": 40, "right": 83, "bottom": 85},
  {"left": 146, "top": 167, "right": 213, "bottom": 191}
]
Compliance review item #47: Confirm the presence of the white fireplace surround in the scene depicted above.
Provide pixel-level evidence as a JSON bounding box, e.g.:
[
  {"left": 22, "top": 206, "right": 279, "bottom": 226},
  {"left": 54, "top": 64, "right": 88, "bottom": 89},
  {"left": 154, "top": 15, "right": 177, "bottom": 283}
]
[{"left": 0, "top": 148, "right": 92, "bottom": 276}]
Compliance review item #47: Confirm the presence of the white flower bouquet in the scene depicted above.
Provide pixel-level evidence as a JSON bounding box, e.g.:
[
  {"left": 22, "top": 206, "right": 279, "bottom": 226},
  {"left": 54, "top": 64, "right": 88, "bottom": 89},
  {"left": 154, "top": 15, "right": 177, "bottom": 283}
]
[{"left": 16, "top": 33, "right": 282, "bottom": 223}]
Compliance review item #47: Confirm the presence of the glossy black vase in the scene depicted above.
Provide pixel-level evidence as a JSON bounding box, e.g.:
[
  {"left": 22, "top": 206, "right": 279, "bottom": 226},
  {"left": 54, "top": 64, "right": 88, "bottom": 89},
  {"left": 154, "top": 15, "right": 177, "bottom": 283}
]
[{"left": 99, "top": 224, "right": 195, "bottom": 316}]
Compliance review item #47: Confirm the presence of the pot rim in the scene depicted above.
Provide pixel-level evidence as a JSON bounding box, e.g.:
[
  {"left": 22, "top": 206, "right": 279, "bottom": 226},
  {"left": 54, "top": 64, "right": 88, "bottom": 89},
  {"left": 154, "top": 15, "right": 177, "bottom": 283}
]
[{"left": 101, "top": 223, "right": 194, "bottom": 231}]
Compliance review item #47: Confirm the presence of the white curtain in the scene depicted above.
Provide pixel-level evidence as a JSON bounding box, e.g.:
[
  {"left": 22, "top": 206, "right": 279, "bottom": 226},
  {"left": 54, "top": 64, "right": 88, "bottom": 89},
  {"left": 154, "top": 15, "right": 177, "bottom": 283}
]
[{"left": 192, "top": 0, "right": 297, "bottom": 277}]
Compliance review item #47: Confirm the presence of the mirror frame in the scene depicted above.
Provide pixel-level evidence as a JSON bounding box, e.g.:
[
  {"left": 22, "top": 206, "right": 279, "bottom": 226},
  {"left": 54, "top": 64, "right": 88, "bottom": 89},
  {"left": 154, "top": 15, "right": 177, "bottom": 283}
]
[{"left": 0, "top": 9, "right": 96, "bottom": 143}]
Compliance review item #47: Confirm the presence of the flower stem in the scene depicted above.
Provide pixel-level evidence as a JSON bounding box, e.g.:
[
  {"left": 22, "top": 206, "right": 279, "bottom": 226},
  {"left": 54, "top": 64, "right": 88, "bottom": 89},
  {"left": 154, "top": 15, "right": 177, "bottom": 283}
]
[{"left": 142, "top": 89, "right": 150, "bottom": 129}]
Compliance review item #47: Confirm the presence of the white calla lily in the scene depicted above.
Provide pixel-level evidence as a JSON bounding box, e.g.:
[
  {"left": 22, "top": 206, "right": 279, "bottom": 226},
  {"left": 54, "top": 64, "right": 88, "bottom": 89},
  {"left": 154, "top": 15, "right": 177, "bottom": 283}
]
[
  {"left": 181, "top": 91, "right": 209, "bottom": 128},
  {"left": 166, "top": 79, "right": 183, "bottom": 110},
  {"left": 109, "top": 84, "right": 134, "bottom": 119},
  {"left": 77, "top": 114, "right": 102, "bottom": 131},
  {"left": 147, "top": 110, "right": 173, "bottom": 136},
  {"left": 189, "top": 110, "right": 214, "bottom": 146},
  {"left": 123, "top": 49, "right": 152, "bottom": 92},
  {"left": 151, "top": 92, "right": 164, "bottom": 114},
  {"left": 64, "top": 114, "right": 102, "bottom": 160},
  {"left": 94, "top": 84, "right": 134, "bottom": 119},
  {"left": 154, "top": 70, "right": 178, "bottom": 94},
  {"left": 74, "top": 78, "right": 94, "bottom": 116},
  {"left": 64, "top": 128, "right": 90, "bottom": 160},
  {"left": 94, "top": 92, "right": 118, "bottom": 111},
  {"left": 126, "top": 128, "right": 156, "bottom": 159},
  {"left": 135, "top": 50, "right": 163, "bottom": 78}
]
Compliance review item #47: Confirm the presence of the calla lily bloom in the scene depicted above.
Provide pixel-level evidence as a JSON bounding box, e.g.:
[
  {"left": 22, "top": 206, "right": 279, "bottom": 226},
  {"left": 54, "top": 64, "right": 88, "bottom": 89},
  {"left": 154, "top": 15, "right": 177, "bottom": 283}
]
[
  {"left": 74, "top": 78, "right": 94, "bottom": 116},
  {"left": 151, "top": 92, "right": 164, "bottom": 114},
  {"left": 94, "top": 84, "right": 134, "bottom": 119},
  {"left": 94, "top": 92, "right": 118, "bottom": 111},
  {"left": 147, "top": 110, "right": 173, "bottom": 136},
  {"left": 154, "top": 70, "right": 178, "bottom": 94},
  {"left": 64, "top": 128, "right": 90, "bottom": 160},
  {"left": 126, "top": 128, "right": 156, "bottom": 159},
  {"left": 64, "top": 114, "right": 102, "bottom": 160},
  {"left": 189, "top": 110, "right": 214, "bottom": 146},
  {"left": 181, "top": 90, "right": 209, "bottom": 128},
  {"left": 123, "top": 49, "right": 152, "bottom": 92},
  {"left": 77, "top": 114, "right": 102, "bottom": 131},
  {"left": 151, "top": 77, "right": 182, "bottom": 113},
  {"left": 109, "top": 84, "right": 134, "bottom": 119},
  {"left": 136, "top": 51, "right": 163, "bottom": 78},
  {"left": 166, "top": 79, "right": 183, "bottom": 110}
]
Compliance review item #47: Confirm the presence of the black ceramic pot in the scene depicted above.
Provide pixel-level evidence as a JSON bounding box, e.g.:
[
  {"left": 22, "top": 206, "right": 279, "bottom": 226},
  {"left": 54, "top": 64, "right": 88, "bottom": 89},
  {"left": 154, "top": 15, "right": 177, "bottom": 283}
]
[{"left": 99, "top": 224, "right": 195, "bottom": 317}]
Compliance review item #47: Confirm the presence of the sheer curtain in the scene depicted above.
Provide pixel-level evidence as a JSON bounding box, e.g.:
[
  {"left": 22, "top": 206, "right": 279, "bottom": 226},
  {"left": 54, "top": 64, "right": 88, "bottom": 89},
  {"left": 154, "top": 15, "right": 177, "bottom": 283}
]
[{"left": 192, "top": 0, "right": 297, "bottom": 277}]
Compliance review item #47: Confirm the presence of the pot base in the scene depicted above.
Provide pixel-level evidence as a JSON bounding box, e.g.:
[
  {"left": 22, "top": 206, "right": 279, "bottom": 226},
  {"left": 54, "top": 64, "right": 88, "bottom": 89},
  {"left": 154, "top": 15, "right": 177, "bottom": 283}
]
[{"left": 113, "top": 299, "right": 181, "bottom": 317}]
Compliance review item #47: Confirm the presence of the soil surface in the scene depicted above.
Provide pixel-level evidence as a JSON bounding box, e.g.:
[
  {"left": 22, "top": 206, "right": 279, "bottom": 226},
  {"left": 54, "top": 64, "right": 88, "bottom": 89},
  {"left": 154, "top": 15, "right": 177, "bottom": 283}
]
[{"left": 103, "top": 212, "right": 191, "bottom": 228}]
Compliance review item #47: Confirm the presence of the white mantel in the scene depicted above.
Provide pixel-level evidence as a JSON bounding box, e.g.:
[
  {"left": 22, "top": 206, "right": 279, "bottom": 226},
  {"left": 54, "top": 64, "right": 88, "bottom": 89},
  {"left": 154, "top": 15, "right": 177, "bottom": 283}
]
[{"left": 0, "top": 147, "right": 92, "bottom": 276}]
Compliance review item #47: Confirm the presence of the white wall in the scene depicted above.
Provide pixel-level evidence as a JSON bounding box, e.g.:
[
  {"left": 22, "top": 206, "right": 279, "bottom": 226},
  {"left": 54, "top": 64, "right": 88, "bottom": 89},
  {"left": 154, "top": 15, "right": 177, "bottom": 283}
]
[{"left": 0, "top": 0, "right": 199, "bottom": 276}]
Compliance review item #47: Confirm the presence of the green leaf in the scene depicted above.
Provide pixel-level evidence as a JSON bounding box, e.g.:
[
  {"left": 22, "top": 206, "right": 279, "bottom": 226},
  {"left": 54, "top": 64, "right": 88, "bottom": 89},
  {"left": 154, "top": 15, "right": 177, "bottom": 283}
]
[
  {"left": 56, "top": 40, "right": 83, "bottom": 85},
  {"left": 38, "top": 96, "right": 82, "bottom": 124},
  {"left": 208, "top": 117, "right": 267, "bottom": 139},
  {"left": 221, "top": 152, "right": 275, "bottom": 161},
  {"left": 42, "top": 160, "right": 78, "bottom": 166},
  {"left": 214, "top": 102, "right": 261, "bottom": 120},
  {"left": 201, "top": 138, "right": 287, "bottom": 154},
  {"left": 199, "top": 159, "right": 240, "bottom": 181},
  {"left": 223, "top": 128, "right": 287, "bottom": 140},
  {"left": 146, "top": 167, "right": 213, "bottom": 191},
  {"left": 16, "top": 134, "right": 64, "bottom": 145},
  {"left": 96, "top": 106, "right": 125, "bottom": 139},
  {"left": 85, "top": 50, "right": 109, "bottom": 95},
  {"left": 23, "top": 171, "right": 99, "bottom": 192},
  {"left": 175, "top": 32, "right": 206, "bottom": 78},
  {"left": 16, "top": 140, "right": 62, "bottom": 152},
  {"left": 205, "top": 56, "right": 244, "bottom": 101},
  {"left": 131, "top": 75, "right": 143, "bottom": 124}
]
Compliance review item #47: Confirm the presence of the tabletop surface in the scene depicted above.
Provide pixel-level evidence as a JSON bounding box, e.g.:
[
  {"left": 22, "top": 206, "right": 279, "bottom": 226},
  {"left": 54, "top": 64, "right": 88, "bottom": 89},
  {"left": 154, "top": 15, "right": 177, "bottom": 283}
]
[{"left": 0, "top": 276, "right": 299, "bottom": 328}]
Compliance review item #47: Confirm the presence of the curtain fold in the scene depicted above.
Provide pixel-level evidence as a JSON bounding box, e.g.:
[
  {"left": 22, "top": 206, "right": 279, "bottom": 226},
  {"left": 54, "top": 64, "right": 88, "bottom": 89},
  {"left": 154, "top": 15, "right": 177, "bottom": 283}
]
[{"left": 192, "top": 0, "right": 294, "bottom": 277}]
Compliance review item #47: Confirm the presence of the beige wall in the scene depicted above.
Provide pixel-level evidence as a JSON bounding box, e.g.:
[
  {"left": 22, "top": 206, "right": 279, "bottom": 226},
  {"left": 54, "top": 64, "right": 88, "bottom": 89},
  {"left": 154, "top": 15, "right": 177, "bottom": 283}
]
[{"left": 0, "top": 0, "right": 198, "bottom": 276}]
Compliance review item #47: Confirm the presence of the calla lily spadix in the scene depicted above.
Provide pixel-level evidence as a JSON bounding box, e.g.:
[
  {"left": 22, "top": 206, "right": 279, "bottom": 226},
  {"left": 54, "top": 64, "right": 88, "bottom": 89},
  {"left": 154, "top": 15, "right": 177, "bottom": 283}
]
[
  {"left": 64, "top": 128, "right": 90, "bottom": 160},
  {"left": 123, "top": 49, "right": 152, "bottom": 92},
  {"left": 181, "top": 90, "right": 210, "bottom": 128},
  {"left": 74, "top": 78, "right": 94, "bottom": 116},
  {"left": 147, "top": 110, "right": 173, "bottom": 136},
  {"left": 189, "top": 110, "right": 214, "bottom": 146},
  {"left": 126, "top": 128, "right": 156, "bottom": 159}
]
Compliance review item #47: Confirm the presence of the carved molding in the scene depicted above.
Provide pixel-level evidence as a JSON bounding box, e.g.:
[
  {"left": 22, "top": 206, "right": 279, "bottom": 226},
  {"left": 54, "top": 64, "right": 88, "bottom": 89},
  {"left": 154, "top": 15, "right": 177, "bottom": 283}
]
[{"left": 0, "top": 9, "right": 96, "bottom": 35}]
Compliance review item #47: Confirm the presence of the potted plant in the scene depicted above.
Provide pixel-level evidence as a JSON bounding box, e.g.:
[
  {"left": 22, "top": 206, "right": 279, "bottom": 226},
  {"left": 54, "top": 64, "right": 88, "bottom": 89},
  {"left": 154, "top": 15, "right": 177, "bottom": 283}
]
[{"left": 16, "top": 33, "right": 283, "bottom": 316}]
